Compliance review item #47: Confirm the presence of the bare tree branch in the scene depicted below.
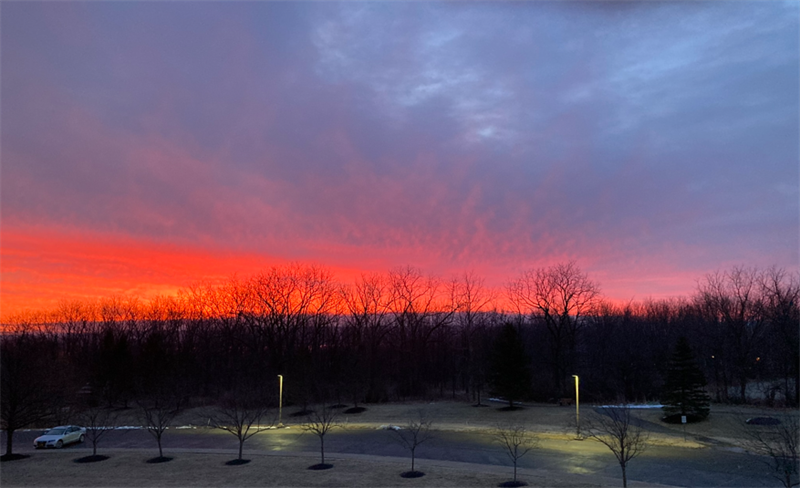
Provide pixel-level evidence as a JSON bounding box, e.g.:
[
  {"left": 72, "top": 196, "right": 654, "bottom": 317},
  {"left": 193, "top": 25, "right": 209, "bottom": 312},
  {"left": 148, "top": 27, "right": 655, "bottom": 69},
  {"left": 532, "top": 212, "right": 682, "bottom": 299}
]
[
  {"left": 494, "top": 422, "right": 540, "bottom": 486},
  {"left": 301, "top": 404, "right": 343, "bottom": 468},
  {"left": 742, "top": 412, "right": 799, "bottom": 488},
  {"left": 584, "top": 406, "right": 648, "bottom": 488},
  {"left": 76, "top": 406, "right": 120, "bottom": 457},
  {"left": 389, "top": 409, "right": 435, "bottom": 476},
  {"left": 206, "top": 392, "right": 275, "bottom": 462},
  {"left": 137, "top": 391, "right": 186, "bottom": 460}
]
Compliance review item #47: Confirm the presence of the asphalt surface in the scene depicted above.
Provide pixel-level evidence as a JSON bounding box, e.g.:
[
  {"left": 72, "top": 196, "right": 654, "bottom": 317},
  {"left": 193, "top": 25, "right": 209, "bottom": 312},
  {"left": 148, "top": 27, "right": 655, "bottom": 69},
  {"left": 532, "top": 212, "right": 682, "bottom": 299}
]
[{"left": 9, "top": 424, "right": 779, "bottom": 487}]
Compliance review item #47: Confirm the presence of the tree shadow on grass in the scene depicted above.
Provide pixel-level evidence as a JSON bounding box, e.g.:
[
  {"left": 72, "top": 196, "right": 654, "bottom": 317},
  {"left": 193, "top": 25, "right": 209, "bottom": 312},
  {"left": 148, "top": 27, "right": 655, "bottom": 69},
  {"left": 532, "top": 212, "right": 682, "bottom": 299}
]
[
  {"left": 0, "top": 454, "right": 30, "bottom": 462},
  {"left": 344, "top": 406, "right": 367, "bottom": 414},
  {"left": 308, "top": 463, "right": 333, "bottom": 470},
  {"left": 74, "top": 455, "right": 109, "bottom": 463},
  {"left": 145, "top": 456, "right": 173, "bottom": 464},
  {"left": 225, "top": 459, "right": 250, "bottom": 466}
]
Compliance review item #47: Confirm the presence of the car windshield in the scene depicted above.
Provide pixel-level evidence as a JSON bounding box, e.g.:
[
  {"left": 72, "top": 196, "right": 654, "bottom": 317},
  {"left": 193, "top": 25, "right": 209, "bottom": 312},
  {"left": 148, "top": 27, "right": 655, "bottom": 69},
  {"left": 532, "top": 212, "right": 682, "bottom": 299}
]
[{"left": 45, "top": 428, "right": 66, "bottom": 435}]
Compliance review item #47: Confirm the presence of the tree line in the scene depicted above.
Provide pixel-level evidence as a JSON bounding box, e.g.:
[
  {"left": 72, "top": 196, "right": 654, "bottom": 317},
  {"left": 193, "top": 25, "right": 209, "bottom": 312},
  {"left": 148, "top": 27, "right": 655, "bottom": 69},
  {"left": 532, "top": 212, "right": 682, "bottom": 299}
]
[{"left": 2, "top": 263, "right": 797, "bottom": 436}]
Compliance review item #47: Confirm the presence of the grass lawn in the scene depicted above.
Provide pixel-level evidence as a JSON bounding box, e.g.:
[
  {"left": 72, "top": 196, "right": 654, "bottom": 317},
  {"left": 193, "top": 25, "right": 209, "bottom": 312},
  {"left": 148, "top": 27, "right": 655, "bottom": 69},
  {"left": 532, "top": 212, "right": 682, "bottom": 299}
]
[
  {"left": 4, "top": 401, "right": 792, "bottom": 487},
  {"left": 17, "top": 399, "right": 792, "bottom": 450},
  {"left": 0, "top": 449, "right": 665, "bottom": 487},
  {"left": 292, "top": 400, "right": 793, "bottom": 449}
]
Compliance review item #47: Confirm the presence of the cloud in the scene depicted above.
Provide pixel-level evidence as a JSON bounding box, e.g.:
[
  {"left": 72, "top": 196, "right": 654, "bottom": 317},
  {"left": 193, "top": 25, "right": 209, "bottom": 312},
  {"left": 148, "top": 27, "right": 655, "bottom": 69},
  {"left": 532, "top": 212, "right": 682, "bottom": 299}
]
[{"left": 1, "top": 1, "right": 797, "bottom": 314}]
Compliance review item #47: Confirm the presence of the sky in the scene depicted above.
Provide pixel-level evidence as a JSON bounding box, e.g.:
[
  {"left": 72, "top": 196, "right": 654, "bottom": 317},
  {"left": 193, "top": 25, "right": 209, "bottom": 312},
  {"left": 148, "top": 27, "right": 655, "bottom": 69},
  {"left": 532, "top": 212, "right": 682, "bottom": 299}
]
[{"left": 2, "top": 1, "right": 798, "bottom": 318}]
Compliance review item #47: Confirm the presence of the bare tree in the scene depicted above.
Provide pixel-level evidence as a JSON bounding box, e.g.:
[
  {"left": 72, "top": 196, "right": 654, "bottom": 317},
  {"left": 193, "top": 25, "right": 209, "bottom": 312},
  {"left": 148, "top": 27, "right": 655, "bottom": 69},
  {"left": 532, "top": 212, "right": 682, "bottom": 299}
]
[
  {"left": 251, "top": 264, "right": 339, "bottom": 373},
  {"left": 1, "top": 332, "right": 56, "bottom": 459},
  {"left": 696, "top": 266, "right": 766, "bottom": 402},
  {"left": 452, "top": 272, "right": 496, "bottom": 405},
  {"left": 759, "top": 268, "right": 800, "bottom": 407},
  {"left": 743, "top": 413, "right": 799, "bottom": 488},
  {"left": 389, "top": 409, "right": 435, "bottom": 477},
  {"left": 76, "top": 405, "right": 120, "bottom": 460},
  {"left": 340, "top": 273, "right": 392, "bottom": 406},
  {"left": 301, "top": 404, "right": 342, "bottom": 469},
  {"left": 507, "top": 262, "right": 599, "bottom": 397},
  {"left": 585, "top": 406, "right": 648, "bottom": 488},
  {"left": 494, "top": 423, "right": 540, "bottom": 487},
  {"left": 387, "top": 267, "right": 457, "bottom": 397},
  {"left": 206, "top": 393, "right": 275, "bottom": 464},
  {"left": 137, "top": 391, "right": 185, "bottom": 461}
]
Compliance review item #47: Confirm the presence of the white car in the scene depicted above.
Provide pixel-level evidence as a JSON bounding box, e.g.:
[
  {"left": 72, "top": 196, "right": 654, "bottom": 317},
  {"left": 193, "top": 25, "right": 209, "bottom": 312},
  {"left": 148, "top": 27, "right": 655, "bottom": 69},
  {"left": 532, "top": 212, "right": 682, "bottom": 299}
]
[{"left": 33, "top": 425, "right": 86, "bottom": 449}]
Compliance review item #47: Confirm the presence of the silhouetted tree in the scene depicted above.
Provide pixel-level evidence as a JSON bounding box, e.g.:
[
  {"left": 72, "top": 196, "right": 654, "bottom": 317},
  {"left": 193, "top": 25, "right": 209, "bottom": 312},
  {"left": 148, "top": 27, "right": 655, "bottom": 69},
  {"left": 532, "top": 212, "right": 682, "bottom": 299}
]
[
  {"left": 696, "top": 267, "right": 766, "bottom": 402},
  {"left": 206, "top": 391, "right": 274, "bottom": 463},
  {"left": 494, "top": 423, "right": 540, "bottom": 486},
  {"left": 2, "top": 262, "right": 797, "bottom": 413},
  {"left": 759, "top": 268, "right": 800, "bottom": 407},
  {"left": 1, "top": 334, "right": 54, "bottom": 458},
  {"left": 387, "top": 266, "right": 457, "bottom": 397},
  {"left": 95, "top": 329, "right": 135, "bottom": 407},
  {"left": 743, "top": 412, "right": 799, "bottom": 488},
  {"left": 137, "top": 388, "right": 186, "bottom": 461},
  {"left": 452, "top": 272, "right": 496, "bottom": 405},
  {"left": 662, "top": 336, "right": 710, "bottom": 422},
  {"left": 585, "top": 406, "right": 648, "bottom": 488},
  {"left": 340, "top": 273, "right": 393, "bottom": 404},
  {"left": 301, "top": 404, "right": 342, "bottom": 469},
  {"left": 389, "top": 409, "right": 435, "bottom": 477},
  {"left": 507, "top": 262, "right": 599, "bottom": 397},
  {"left": 77, "top": 405, "right": 120, "bottom": 458},
  {"left": 490, "top": 323, "right": 532, "bottom": 408}
]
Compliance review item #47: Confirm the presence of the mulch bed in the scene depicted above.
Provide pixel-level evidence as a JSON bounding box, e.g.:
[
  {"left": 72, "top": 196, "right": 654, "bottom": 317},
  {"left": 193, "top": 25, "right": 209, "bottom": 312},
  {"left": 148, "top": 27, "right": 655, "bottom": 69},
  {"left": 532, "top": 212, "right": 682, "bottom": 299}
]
[
  {"left": 225, "top": 459, "right": 251, "bottom": 465},
  {"left": 308, "top": 463, "right": 334, "bottom": 470},
  {"left": 145, "top": 456, "right": 173, "bottom": 463},
  {"left": 74, "top": 455, "right": 109, "bottom": 463},
  {"left": 0, "top": 454, "right": 30, "bottom": 462}
]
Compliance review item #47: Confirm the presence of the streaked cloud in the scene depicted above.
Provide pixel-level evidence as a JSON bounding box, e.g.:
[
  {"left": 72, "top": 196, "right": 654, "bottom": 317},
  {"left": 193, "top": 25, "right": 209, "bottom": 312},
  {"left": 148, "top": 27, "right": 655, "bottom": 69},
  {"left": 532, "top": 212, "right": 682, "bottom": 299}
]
[{"left": 2, "top": 1, "right": 797, "bottom": 316}]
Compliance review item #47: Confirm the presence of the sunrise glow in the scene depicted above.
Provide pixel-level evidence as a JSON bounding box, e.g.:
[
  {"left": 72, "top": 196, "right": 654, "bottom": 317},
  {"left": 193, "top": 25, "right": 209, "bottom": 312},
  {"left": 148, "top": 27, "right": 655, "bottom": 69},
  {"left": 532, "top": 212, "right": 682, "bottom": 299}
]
[{"left": 2, "top": 2, "right": 797, "bottom": 320}]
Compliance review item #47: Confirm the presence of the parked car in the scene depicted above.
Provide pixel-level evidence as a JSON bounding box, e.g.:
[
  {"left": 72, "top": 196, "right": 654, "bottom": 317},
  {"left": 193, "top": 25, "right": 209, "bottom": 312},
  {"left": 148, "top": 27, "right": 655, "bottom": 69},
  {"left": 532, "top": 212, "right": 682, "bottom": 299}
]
[{"left": 33, "top": 425, "right": 86, "bottom": 449}]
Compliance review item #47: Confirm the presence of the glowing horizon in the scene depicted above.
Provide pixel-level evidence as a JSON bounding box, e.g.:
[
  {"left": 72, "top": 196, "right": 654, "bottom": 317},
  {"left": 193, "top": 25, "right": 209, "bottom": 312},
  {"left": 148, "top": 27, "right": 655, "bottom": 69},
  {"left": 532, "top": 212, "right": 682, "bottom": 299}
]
[
  {"left": 2, "top": 2, "right": 797, "bottom": 319},
  {"left": 0, "top": 224, "right": 775, "bottom": 320}
]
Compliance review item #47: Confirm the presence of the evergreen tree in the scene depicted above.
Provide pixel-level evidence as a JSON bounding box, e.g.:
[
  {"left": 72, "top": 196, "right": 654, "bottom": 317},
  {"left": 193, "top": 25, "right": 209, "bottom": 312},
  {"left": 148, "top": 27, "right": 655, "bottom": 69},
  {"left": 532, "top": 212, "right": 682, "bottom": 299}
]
[
  {"left": 662, "top": 336, "right": 710, "bottom": 422},
  {"left": 489, "top": 323, "right": 532, "bottom": 409}
]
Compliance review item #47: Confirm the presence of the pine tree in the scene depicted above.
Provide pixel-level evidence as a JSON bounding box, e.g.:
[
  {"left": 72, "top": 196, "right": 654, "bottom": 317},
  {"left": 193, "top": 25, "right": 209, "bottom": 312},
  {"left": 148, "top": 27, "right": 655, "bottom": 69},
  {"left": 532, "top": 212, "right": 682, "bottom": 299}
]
[
  {"left": 662, "top": 336, "right": 711, "bottom": 422},
  {"left": 489, "top": 323, "right": 532, "bottom": 409}
]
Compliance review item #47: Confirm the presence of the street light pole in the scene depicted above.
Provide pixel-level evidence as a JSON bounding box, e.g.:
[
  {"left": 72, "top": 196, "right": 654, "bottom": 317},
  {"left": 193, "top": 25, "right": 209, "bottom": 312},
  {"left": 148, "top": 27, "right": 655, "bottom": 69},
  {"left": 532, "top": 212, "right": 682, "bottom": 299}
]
[
  {"left": 572, "top": 375, "right": 580, "bottom": 438},
  {"left": 278, "top": 374, "right": 284, "bottom": 427}
]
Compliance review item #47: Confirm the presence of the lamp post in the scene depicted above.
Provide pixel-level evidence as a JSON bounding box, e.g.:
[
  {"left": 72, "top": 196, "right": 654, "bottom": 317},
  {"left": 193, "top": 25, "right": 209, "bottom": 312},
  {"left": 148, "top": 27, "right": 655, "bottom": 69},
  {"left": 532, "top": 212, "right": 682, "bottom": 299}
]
[
  {"left": 278, "top": 374, "right": 284, "bottom": 427},
  {"left": 572, "top": 375, "right": 580, "bottom": 438}
]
